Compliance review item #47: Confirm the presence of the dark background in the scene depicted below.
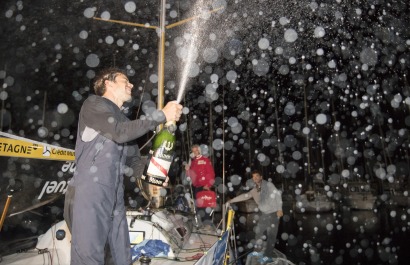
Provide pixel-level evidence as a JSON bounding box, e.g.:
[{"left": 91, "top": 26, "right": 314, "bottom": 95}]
[{"left": 1, "top": 0, "right": 409, "bottom": 264}]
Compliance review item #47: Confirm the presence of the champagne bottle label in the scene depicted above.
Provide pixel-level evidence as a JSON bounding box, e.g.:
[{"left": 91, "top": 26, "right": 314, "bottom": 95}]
[
  {"left": 146, "top": 140, "right": 173, "bottom": 183},
  {"left": 142, "top": 123, "right": 176, "bottom": 187},
  {"left": 147, "top": 156, "right": 172, "bottom": 177},
  {"left": 142, "top": 157, "right": 173, "bottom": 186}
]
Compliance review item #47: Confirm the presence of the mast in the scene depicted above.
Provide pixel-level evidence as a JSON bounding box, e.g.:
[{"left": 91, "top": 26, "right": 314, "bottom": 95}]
[
  {"left": 272, "top": 83, "right": 286, "bottom": 190},
  {"left": 157, "top": 0, "right": 166, "bottom": 113},
  {"left": 303, "top": 83, "right": 312, "bottom": 189}
]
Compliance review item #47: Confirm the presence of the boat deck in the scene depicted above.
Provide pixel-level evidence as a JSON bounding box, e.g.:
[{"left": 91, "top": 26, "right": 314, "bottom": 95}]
[
  {"left": 1, "top": 210, "right": 291, "bottom": 265},
  {"left": 0, "top": 233, "right": 220, "bottom": 265},
  {"left": 133, "top": 227, "right": 220, "bottom": 264}
]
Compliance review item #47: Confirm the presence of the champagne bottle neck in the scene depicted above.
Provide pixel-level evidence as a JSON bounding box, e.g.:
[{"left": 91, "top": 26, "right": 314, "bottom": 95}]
[{"left": 164, "top": 121, "right": 177, "bottom": 133}]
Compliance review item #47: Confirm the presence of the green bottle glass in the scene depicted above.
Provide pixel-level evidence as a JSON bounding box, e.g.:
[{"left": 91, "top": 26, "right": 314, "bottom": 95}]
[{"left": 142, "top": 121, "right": 176, "bottom": 187}]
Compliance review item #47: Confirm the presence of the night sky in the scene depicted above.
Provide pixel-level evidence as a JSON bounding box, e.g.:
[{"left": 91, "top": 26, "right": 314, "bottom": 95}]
[
  {"left": 1, "top": 0, "right": 409, "bottom": 191},
  {"left": 1, "top": 0, "right": 410, "bottom": 263}
]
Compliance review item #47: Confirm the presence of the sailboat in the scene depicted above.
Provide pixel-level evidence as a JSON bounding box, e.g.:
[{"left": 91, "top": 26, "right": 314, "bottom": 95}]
[
  {"left": 0, "top": 133, "right": 290, "bottom": 264},
  {"left": 377, "top": 136, "right": 409, "bottom": 209},
  {"left": 1, "top": 199, "right": 225, "bottom": 265},
  {"left": 0, "top": 118, "right": 227, "bottom": 264},
  {"left": 294, "top": 84, "right": 336, "bottom": 214},
  {"left": 294, "top": 173, "right": 336, "bottom": 213},
  {"left": 294, "top": 137, "right": 336, "bottom": 214},
  {"left": 382, "top": 176, "right": 410, "bottom": 208},
  {"left": 341, "top": 181, "right": 378, "bottom": 210},
  {"left": 338, "top": 148, "right": 378, "bottom": 211}
]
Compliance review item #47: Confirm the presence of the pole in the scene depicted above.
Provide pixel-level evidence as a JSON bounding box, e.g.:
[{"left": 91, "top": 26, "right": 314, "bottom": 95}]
[
  {"left": 157, "top": 0, "right": 166, "bottom": 113},
  {"left": 146, "top": 0, "right": 168, "bottom": 210},
  {"left": 222, "top": 86, "right": 226, "bottom": 231},
  {"left": 0, "top": 195, "right": 12, "bottom": 231}
]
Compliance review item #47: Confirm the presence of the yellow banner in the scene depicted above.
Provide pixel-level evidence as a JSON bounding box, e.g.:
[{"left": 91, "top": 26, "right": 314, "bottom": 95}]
[{"left": 0, "top": 137, "right": 75, "bottom": 161}]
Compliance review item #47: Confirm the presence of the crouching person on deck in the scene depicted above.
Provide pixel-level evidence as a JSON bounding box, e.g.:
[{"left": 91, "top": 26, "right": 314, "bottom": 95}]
[{"left": 225, "top": 169, "right": 283, "bottom": 262}]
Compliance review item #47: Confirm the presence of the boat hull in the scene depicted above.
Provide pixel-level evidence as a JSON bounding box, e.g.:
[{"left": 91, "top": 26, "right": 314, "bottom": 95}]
[
  {"left": 294, "top": 193, "right": 336, "bottom": 213},
  {"left": 343, "top": 193, "right": 377, "bottom": 210},
  {"left": 0, "top": 210, "right": 220, "bottom": 265}
]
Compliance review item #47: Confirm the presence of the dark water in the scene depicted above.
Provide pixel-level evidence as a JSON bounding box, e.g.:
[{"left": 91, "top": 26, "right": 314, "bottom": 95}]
[{"left": 230, "top": 204, "right": 409, "bottom": 265}]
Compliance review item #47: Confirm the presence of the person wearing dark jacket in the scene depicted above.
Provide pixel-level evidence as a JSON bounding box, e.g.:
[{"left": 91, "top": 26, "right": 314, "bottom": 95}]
[{"left": 64, "top": 68, "right": 182, "bottom": 265}]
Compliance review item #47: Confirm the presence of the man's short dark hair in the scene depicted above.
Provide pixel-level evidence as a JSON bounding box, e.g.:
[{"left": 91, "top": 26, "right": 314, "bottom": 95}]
[
  {"left": 93, "top": 68, "right": 126, "bottom": 96},
  {"left": 251, "top": 169, "right": 262, "bottom": 176}
]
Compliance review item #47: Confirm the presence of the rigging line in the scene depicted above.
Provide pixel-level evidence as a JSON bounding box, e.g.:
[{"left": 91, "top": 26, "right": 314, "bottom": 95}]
[
  {"left": 319, "top": 136, "right": 326, "bottom": 180},
  {"left": 209, "top": 101, "right": 214, "bottom": 165},
  {"left": 243, "top": 87, "right": 252, "bottom": 168},
  {"left": 222, "top": 85, "right": 226, "bottom": 231},
  {"left": 135, "top": 67, "right": 150, "bottom": 118},
  {"left": 272, "top": 83, "right": 288, "bottom": 190},
  {"left": 303, "top": 83, "right": 311, "bottom": 176},
  {"left": 139, "top": 131, "right": 157, "bottom": 151},
  {"left": 180, "top": 94, "right": 187, "bottom": 162},
  {"left": 0, "top": 88, "right": 4, "bottom": 131},
  {"left": 0, "top": 63, "right": 9, "bottom": 131},
  {"left": 273, "top": 83, "right": 283, "bottom": 165},
  {"left": 184, "top": 95, "right": 192, "bottom": 162},
  {"left": 330, "top": 98, "right": 344, "bottom": 172},
  {"left": 42, "top": 91, "right": 47, "bottom": 128},
  {"left": 405, "top": 75, "right": 410, "bottom": 112},
  {"left": 228, "top": 221, "right": 238, "bottom": 263},
  {"left": 8, "top": 195, "right": 61, "bottom": 217},
  {"left": 135, "top": 52, "right": 158, "bottom": 151},
  {"left": 227, "top": 249, "right": 254, "bottom": 265},
  {"left": 377, "top": 118, "right": 392, "bottom": 166},
  {"left": 182, "top": 122, "right": 188, "bottom": 164}
]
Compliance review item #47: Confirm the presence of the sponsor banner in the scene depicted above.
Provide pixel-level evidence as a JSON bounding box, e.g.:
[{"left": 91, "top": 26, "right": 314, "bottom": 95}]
[
  {"left": 0, "top": 158, "right": 75, "bottom": 216},
  {"left": 0, "top": 137, "right": 75, "bottom": 161}
]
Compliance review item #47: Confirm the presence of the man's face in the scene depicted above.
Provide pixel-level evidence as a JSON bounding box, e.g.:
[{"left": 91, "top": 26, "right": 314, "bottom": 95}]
[
  {"left": 108, "top": 73, "right": 134, "bottom": 103},
  {"left": 252, "top": 173, "right": 262, "bottom": 185},
  {"left": 191, "top": 146, "right": 201, "bottom": 157}
]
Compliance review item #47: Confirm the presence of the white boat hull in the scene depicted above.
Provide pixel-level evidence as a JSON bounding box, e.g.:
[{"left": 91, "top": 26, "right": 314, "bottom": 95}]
[
  {"left": 1, "top": 209, "right": 291, "bottom": 265},
  {"left": 294, "top": 193, "right": 336, "bottom": 213},
  {"left": 0, "top": 221, "right": 71, "bottom": 265},
  {"left": 0, "top": 210, "right": 221, "bottom": 265},
  {"left": 344, "top": 193, "right": 377, "bottom": 210}
]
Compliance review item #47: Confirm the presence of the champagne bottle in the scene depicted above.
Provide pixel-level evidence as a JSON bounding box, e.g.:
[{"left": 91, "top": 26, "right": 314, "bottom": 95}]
[{"left": 142, "top": 121, "right": 176, "bottom": 187}]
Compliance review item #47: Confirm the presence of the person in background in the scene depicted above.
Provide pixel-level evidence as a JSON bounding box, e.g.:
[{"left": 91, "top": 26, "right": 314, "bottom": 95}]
[
  {"left": 226, "top": 169, "right": 283, "bottom": 263},
  {"left": 185, "top": 144, "right": 215, "bottom": 228},
  {"left": 64, "top": 67, "right": 183, "bottom": 265}
]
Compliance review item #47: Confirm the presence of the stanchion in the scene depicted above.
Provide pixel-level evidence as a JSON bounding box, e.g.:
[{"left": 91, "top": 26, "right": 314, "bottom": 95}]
[
  {"left": 0, "top": 181, "right": 23, "bottom": 231},
  {"left": 0, "top": 195, "right": 12, "bottom": 231},
  {"left": 226, "top": 208, "right": 235, "bottom": 231}
]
